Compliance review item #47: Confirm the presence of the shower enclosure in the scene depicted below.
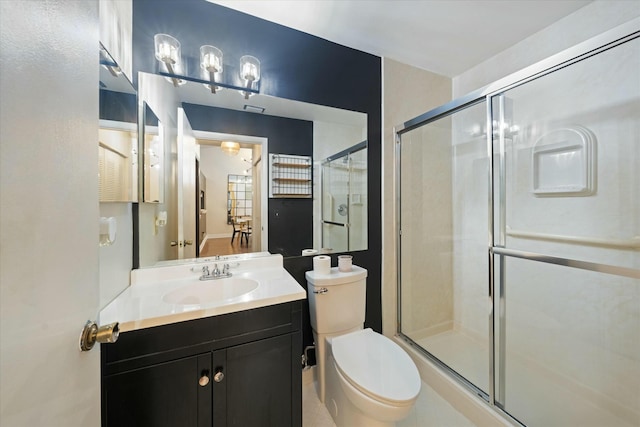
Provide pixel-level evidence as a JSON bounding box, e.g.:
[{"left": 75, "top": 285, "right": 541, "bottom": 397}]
[
  {"left": 396, "top": 24, "right": 639, "bottom": 426},
  {"left": 321, "top": 141, "right": 368, "bottom": 252}
]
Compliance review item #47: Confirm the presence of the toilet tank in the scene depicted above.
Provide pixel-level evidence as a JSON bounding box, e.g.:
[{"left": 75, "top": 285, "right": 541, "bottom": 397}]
[{"left": 306, "top": 266, "right": 368, "bottom": 334}]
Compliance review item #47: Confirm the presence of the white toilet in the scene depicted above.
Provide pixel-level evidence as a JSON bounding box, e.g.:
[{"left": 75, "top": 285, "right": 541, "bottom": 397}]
[{"left": 306, "top": 266, "right": 421, "bottom": 427}]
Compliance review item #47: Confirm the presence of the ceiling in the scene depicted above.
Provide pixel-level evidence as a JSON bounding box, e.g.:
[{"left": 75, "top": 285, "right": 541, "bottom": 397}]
[{"left": 211, "top": 0, "right": 591, "bottom": 77}]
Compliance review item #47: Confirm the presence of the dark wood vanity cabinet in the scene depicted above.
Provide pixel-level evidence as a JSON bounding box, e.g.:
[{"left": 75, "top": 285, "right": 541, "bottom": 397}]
[{"left": 101, "top": 301, "right": 302, "bottom": 427}]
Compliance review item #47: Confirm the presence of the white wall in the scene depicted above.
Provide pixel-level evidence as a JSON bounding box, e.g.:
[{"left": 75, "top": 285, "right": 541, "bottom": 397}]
[
  {"left": 99, "top": 203, "right": 133, "bottom": 307},
  {"left": 0, "top": 1, "right": 101, "bottom": 425},
  {"left": 453, "top": 0, "right": 640, "bottom": 97}
]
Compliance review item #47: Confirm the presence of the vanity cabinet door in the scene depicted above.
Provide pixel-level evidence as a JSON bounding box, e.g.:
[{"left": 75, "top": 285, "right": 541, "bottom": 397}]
[
  {"left": 213, "top": 334, "right": 301, "bottom": 427},
  {"left": 103, "top": 353, "right": 212, "bottom": 427}
]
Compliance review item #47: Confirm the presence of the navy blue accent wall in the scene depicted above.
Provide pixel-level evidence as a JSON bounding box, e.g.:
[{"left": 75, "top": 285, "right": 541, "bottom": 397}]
[
  {"left": 182, "top": 103, "right": 314, "bottom": 257},
  {"left": 133, "top": 0, "right": 383, "bottom": 351},
  {"left": 99, "top": 90, "right": 137, "bottom": 123}
]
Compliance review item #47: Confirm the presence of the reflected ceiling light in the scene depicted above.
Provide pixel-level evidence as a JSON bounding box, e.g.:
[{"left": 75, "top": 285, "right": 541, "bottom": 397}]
[
  {"left": 221, "top": 141, "right": 240, "bottom": 156},
  {"left": 154, "top": 33, "right": 185, "bottom": 87},
  {"left": 200, "top": 45, "right": 223, "bottom": 94},
  {"left": 239, "top": 55, "right": 260, "bottom": 99},
  {"left": 99, "top": 44, "right": 122, "bottom": 77}
]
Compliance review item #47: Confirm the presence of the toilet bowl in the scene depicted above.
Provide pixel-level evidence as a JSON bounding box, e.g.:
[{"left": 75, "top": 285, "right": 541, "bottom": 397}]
[
  {"left": 306, "top": 266, "right": 420, "bottom": 426},
  {"left": 325, "top": 329, "right": 421, "bottom": 427}
]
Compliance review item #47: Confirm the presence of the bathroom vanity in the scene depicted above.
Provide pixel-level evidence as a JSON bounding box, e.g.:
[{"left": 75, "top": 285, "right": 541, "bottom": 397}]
[{"left": 99, "top": 254, "right": 306, "bottom": 427}]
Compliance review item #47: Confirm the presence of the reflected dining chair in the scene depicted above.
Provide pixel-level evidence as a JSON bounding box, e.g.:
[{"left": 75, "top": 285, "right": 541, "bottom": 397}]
[
  {"left": 231, "top": 218, "right": 243, "bottom": 244},
  {"left": 241, "top": 222, "right": 252, "bottom": 246}
]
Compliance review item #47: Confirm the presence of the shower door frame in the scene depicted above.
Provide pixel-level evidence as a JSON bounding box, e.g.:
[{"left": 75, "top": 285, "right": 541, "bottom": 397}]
[{"left": 394, "top": 20, "right": 640, "bottom": 426}]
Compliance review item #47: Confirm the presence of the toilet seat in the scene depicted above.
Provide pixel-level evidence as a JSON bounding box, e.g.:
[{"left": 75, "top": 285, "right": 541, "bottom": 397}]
[{"left": 331, "top": 328, "right": 421, "bottom": 405}]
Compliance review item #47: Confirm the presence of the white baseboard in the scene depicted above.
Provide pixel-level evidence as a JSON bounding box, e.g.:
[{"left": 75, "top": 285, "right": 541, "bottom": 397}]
[{"left": 207, "top": 233, "right": 233, "bottom": 239}]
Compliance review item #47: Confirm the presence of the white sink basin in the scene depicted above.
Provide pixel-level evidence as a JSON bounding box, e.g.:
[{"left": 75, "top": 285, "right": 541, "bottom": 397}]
[{"left": 163, "top": 277, "right": 259, "bottom": 305}]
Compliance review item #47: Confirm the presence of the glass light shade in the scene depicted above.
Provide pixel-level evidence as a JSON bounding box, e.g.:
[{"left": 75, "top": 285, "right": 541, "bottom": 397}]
[
  {"left": 200, "top": 45, "right": 223, "bottom": 73},
  {"left": 221, "top": 141, "right": 240, "bottom": 156},
  {"left": 154, "top": 34, "right": 181, "bottom": 65},
  {"left": 239, "top": 55, "right": 261, "bottom": 83}
]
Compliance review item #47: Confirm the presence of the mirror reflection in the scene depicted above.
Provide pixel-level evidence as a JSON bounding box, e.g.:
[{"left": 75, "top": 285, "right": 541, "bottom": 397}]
[
  {"left": 99, "top": 44, "right": 137, "bottom": 202},
  {"left": 321, "top": 141, "right": 368, "bottom": 252},
  {"left": 142, "top": 103, "right": 163, "bottom": 203},
  {"left": 137, "top": 71, "right": 367, "bottom": 267},
  {"left": 227, "top": 174, "right": 253, "bottom": 224}
]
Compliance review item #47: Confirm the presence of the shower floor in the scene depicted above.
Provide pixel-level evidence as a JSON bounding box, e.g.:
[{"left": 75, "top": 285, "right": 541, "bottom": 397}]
[{"left": 414, "top": 328, "right": 638, "bottom": 427}]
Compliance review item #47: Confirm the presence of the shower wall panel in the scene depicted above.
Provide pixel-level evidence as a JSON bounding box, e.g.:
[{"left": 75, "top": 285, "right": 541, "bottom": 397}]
[{"left": 399, "top": 119, "right": 454, "bottom": 337}]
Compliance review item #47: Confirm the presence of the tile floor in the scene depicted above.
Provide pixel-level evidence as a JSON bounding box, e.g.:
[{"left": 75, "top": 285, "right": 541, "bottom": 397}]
[{"left": 302, "top": 379, "right": 477, "bottom": 427}]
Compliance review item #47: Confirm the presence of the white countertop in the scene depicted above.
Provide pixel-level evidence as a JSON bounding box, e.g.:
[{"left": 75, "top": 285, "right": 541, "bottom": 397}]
[{"left": 99, "top": 254, "right": 307, "bottom": 332}]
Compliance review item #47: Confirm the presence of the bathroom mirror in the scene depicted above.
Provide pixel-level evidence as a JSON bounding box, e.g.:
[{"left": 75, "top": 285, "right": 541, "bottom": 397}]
[
  {"left": 142, "top": 103, "right": 163, "bottom": 203},
  {"left": 137, "top": 72, "right": 367, "bottom": 267},
  {"left": 99, "top": 43, "right": 138, "bottom": 202}
]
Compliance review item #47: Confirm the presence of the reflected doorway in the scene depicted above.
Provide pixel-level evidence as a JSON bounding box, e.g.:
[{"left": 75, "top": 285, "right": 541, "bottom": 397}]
[{"left": 193, "top": 130, "right": 268, "bottom": 257}]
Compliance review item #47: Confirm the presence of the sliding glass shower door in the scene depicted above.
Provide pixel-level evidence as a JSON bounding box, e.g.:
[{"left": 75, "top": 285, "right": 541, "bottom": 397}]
[
  {"left": 398, "top": 99, "right": 490, "bottom": 395},
  {"left": 397, "top": 27, "right": 639, "bottom": 427},
  {"left": 490, "top": 35, "right": 640, "bottom": 426}
]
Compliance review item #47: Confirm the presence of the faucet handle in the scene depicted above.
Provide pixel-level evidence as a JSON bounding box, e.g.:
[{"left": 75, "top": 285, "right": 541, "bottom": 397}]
[
  {"left": 203, "top": 266, "right": 210, "bottom": 276},
  {"left": 222, "top": 264, "right": 230, "bottom": 275}
]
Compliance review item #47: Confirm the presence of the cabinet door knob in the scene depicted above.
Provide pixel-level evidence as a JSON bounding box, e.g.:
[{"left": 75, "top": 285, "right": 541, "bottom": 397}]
[
  {"left": 199, "top": 372, "right": 210, "bottom": 387},
  {"left": 213, "top": 369, "right": 224, "bottom": 383}
]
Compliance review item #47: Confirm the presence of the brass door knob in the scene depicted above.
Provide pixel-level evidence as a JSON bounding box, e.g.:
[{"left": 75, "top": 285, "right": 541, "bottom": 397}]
[
  {"left": 184, "top": 240, "right": 193, "bottom": 246},
  {"left": 170, "top": 241, "right": 179, "bottom": 247},
  {"left": 213, "top": 369, "right": 224, "bottom": 383},
  {"left": 79, "top": 320, "right": 119, "bottom": 351}
]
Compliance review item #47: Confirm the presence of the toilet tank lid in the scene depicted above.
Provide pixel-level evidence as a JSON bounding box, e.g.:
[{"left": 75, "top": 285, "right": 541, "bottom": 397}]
[{"left": 305, "top": 265, "right": 367, "bottom": 286}]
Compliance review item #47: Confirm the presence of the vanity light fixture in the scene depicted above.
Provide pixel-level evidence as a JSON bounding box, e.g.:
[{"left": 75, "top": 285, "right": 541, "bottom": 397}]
[
  {"left": 153, "top": 35, "right": 261, "bottom": 97},
  {"left": 154, "top": 33, "right": 184, "bottom": 87},
  {"left": 221, "top": 141, "right": 240, "bottom": 156},
  {"left": 239, "top": 55, "right": 261, "bottom": 99},
  {"left": 200, "top": 45, "right": 223, "bottom": 93}
]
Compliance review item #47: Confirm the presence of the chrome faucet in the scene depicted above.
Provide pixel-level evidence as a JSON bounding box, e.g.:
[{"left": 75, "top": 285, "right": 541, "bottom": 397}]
[{"left": 199, "top": 263, "right": 233, "bottom": 281}]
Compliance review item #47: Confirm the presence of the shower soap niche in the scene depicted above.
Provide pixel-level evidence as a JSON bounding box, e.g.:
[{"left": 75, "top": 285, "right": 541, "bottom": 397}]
[{"left": 532, "top": 126, "right": 596, "bottom": 197}]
